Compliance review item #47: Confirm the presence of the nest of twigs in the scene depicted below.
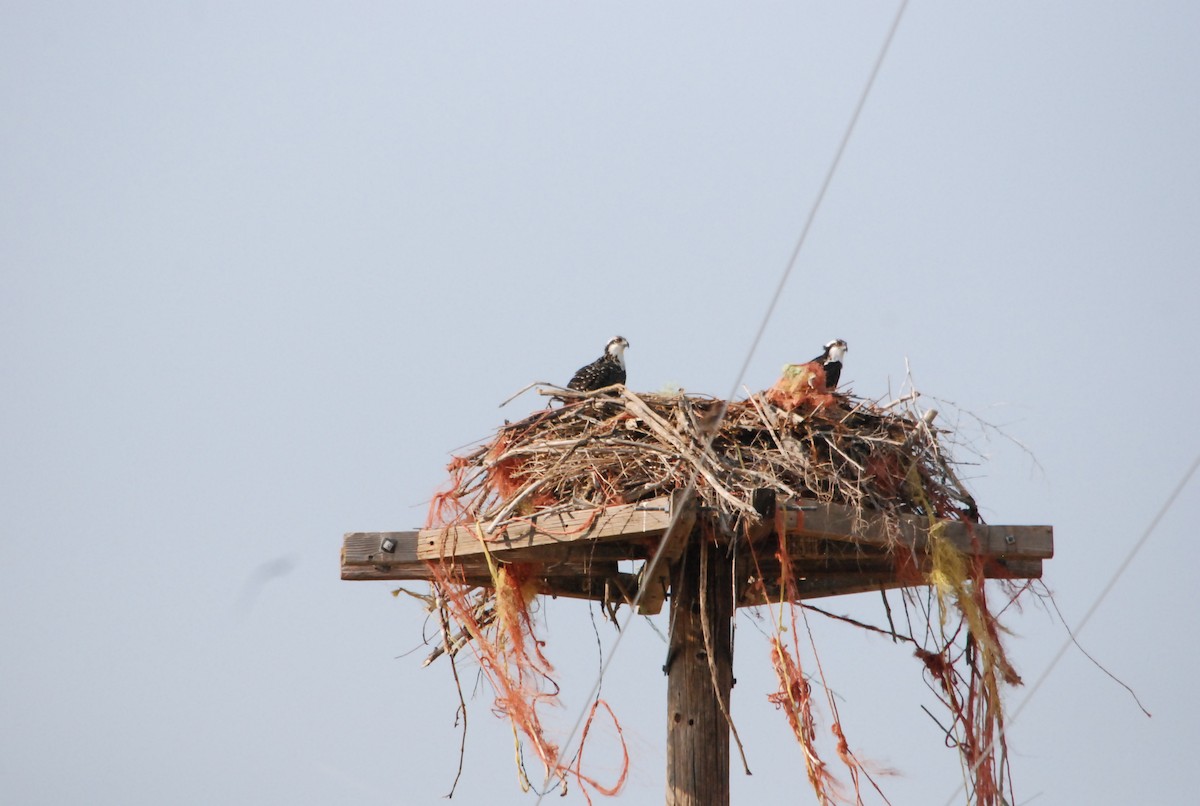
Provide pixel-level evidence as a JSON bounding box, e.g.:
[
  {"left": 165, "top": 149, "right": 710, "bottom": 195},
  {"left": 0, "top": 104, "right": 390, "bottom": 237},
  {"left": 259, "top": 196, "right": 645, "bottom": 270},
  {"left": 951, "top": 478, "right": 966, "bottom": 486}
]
[
  {"left": 419, "top": 381, "right": 1024, "bottom": 805},
  {"left": 429, "top": 383, "right": 980, "bottom": 533}
]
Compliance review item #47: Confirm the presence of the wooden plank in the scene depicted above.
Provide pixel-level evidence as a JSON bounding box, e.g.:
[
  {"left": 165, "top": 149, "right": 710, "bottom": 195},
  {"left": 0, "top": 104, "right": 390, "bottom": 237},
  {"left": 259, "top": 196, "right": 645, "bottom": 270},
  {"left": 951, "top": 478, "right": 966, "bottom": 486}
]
[
  {"left": 741, "top": 558, "right": 1043, "bottom": 605},
  {"left": 341, "top": 495, "right": 1052, "bottom": 606},
  {"left": 341, "top": 499, "right": 668, "bottom": 581},
  {"left": 637, "top": 490, "right": 698, "bottom": 616},
  {"left": 341, "top": 547, "right": 638, "bottom": 583},
  {"left": 342, "top": 564, "right": 439, "bottom": 582},
  {"left": 342, "top": 497, "right": 672, "bottom": 571},
  {"left": 425, "top": 497, "right": 673, "bottom": 559},
  {"left": 782, "top": 558, "right": 1042, "bottom": 601},
  {"left": 986, "top": 558, "right": 1044, "bottom": 580},
  {"left": 744, "top": 576, "right": 917, "bottom": 604},
  {"left": 539, "top": 569, "right": 640, "bottom": 602},
  {"left": 781, "top": 501, "right": 1053, "bottom": 560},
  {"left": 795, "top": 577, "right": 914, "bottom": 600},
  {"left": 774, "top": 536, "right": 895, "bottom": 562},
  {"left": 342, "top": 531, "right": 421, "bottom": 567}
]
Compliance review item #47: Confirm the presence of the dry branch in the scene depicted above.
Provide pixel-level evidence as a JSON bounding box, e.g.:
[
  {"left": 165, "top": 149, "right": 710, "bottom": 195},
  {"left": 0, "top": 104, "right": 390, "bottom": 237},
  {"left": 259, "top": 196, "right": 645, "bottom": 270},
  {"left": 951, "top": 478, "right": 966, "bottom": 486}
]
[{"left": 429, "top": 386, "right": 979, "bottom": 539}]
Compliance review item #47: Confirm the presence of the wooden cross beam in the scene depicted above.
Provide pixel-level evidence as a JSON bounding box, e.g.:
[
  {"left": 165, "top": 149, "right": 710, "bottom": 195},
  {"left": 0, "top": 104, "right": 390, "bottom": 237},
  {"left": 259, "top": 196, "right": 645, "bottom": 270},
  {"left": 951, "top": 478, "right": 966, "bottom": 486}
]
[
  {"left": 341, "top": 493, "right": 1052, "bottom": 604},
  {"left": 341, "top": 496, "right": 674, "bottom": 584},
  {"left": 344, "top": 496, "right": 1053, "bottom": 806}
]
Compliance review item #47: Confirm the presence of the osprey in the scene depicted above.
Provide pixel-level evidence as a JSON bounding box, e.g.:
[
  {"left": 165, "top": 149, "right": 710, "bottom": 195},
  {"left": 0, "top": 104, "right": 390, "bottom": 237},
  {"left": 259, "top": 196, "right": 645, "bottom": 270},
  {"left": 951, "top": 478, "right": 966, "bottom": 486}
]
[
  {"left": 567, "top": 336, "right": 629, "bottom": 391},
  {"left": 812, "top": 338, "right": 848, "bottom": 390}
]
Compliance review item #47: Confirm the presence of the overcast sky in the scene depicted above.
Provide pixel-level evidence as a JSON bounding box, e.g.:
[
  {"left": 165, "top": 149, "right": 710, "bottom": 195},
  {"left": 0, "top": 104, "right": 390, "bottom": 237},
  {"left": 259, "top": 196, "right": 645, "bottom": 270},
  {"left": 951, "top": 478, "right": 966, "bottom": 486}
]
[{"left": 3, "top": 2, "right": 1199, "bottom": 804}]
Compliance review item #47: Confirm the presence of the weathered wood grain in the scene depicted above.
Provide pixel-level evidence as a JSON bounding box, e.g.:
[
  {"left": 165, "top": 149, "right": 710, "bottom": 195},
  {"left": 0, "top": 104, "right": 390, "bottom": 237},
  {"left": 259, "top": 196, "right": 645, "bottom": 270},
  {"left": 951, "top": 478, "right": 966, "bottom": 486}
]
[
  {"left": 342, "top": 494, "right": 1053, "bottom": 602},
  {"left": 781, "top": 503, "right": 1053, "bottom": 560}
]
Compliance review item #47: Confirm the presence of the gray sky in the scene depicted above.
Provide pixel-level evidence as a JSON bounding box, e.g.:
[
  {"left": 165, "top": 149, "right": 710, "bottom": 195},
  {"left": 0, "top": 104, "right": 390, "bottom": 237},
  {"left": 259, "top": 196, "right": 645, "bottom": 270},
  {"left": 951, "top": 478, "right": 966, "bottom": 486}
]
[{"left": 3, "top": 2, "right": 1198, "bottom": 804}]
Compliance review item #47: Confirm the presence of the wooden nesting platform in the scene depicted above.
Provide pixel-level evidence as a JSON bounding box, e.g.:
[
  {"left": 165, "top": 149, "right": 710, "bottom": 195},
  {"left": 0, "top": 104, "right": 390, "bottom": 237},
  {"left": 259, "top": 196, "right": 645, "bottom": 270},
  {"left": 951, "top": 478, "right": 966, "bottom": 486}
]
[{"left": 341, "top": 491, "right": 1053, "bottom": 612}]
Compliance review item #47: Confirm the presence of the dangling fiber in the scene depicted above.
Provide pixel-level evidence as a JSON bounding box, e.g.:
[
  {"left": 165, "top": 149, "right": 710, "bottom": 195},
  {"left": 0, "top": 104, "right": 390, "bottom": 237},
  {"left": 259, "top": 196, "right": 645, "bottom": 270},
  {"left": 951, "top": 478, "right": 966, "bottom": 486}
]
[{"left": 405, "top": 384, "right": 1028, "bottom": 803}]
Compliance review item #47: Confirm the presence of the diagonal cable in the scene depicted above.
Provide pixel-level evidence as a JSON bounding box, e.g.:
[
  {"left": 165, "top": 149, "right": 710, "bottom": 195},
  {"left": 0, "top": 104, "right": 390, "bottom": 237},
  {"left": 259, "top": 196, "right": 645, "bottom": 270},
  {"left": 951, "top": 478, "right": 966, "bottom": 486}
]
[
  {"left": 940, "top": 449, "right": 1200, "bottom": 806},
  {"left": 535, "top": 3, "right": 910, "bottom": 801}
]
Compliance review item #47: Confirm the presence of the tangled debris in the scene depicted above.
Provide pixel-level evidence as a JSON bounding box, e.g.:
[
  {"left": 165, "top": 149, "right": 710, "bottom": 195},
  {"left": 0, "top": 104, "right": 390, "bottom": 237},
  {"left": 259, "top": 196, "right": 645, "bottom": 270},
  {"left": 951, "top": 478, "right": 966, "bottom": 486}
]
[
  {"left": 429, "top": 384, "right": 979, "bottom": 538},
  {"left": 409, "top": 379, "right": 1030, "bottom": 805}
]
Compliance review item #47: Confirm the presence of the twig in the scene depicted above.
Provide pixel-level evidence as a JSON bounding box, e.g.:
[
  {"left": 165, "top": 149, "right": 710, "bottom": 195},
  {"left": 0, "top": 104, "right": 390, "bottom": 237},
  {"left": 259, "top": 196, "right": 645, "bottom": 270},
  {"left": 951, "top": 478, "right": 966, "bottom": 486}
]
[
  {"left": 1040, "top": 582, "right": 1152, "bottom": 718},
  {"left": 434, "top": 594, "right": 470, "bottom": 799},
  {"left": 499, "top": 381, "right": 557, "bottom": 409},
  {"left": 699, "top": 537, "right": 752, "bottom": 776}
]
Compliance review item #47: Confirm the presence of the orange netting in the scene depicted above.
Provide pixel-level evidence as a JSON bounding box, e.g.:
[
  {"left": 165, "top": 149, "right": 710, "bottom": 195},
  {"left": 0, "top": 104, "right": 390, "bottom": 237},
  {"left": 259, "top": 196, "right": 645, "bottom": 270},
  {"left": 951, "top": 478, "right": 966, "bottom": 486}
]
[{"left": 406, "top": 382, "right": 1026, "bottom": 804}]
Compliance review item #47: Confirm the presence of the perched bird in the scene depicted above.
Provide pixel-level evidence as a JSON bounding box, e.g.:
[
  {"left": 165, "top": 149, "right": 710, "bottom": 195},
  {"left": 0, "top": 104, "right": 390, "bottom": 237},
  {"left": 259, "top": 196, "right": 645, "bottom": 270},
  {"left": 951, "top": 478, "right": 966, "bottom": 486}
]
[
  {"left": 765, "top": 338, "right": 848, "bottom": 409},
  {"left": 567, "top": 336, "right": 629, "bottom": 391},
  {"left": 812, "top": 338, "right": 848, "bottom": 390}
]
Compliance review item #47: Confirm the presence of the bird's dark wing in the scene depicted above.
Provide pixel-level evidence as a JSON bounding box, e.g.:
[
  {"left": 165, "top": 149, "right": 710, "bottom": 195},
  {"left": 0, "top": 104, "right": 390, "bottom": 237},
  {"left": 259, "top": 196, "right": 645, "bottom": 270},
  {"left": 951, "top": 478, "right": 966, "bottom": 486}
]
[
  {"left": 824, "top": 361, "right": 842, "bottom": 390},
  {"left": 568, "top": 357, "right": 625, "bottom": 391},
  {"left": 567, "top": 357, "right": 604, "bottom": 390}
]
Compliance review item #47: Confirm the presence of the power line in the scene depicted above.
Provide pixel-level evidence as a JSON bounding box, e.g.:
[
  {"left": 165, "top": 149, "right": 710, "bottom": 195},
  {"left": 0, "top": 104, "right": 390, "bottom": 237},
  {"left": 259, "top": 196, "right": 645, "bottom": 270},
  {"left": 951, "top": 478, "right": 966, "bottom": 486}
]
[
  {"left": 940, "top": 449, "right": 1200, "bottom": 806},
  {"left": 534, "top": 3, "right": 910, "bottom": 801},
  {"left": 723, "top": 0, "right": 909, "bottom": 406}
]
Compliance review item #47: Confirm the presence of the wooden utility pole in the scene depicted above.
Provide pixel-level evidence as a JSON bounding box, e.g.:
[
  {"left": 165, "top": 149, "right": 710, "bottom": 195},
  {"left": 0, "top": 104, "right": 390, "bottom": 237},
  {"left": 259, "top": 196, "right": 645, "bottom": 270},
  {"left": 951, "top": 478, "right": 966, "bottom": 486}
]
[
  {"left": 342, "top": 493, "right": 1052, "bottom": 804},
  {"left": 665, "top": 533, "right": 734, "bottom": 806}
]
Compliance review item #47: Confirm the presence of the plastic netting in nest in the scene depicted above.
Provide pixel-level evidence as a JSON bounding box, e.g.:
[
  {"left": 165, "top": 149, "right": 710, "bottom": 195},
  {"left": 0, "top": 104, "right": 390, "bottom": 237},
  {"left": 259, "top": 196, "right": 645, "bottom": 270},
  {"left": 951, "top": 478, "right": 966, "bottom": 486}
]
[
  {"left": 428, "top": 386, "right": 978, "bottom": 534},
  {"left": 410, "top": 384, "right": 1026, "bottom": 805}
]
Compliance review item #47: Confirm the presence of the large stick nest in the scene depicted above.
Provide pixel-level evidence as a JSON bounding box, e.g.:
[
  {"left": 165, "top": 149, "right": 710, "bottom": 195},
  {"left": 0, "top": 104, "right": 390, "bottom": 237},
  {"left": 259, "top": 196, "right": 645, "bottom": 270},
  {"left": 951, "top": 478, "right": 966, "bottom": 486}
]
[
  {"left": 430, "top": 384, "right": 980, "bottom": 532},
  {"left": 420, "top": 383, "right": 1020, "bottom": 805}
]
